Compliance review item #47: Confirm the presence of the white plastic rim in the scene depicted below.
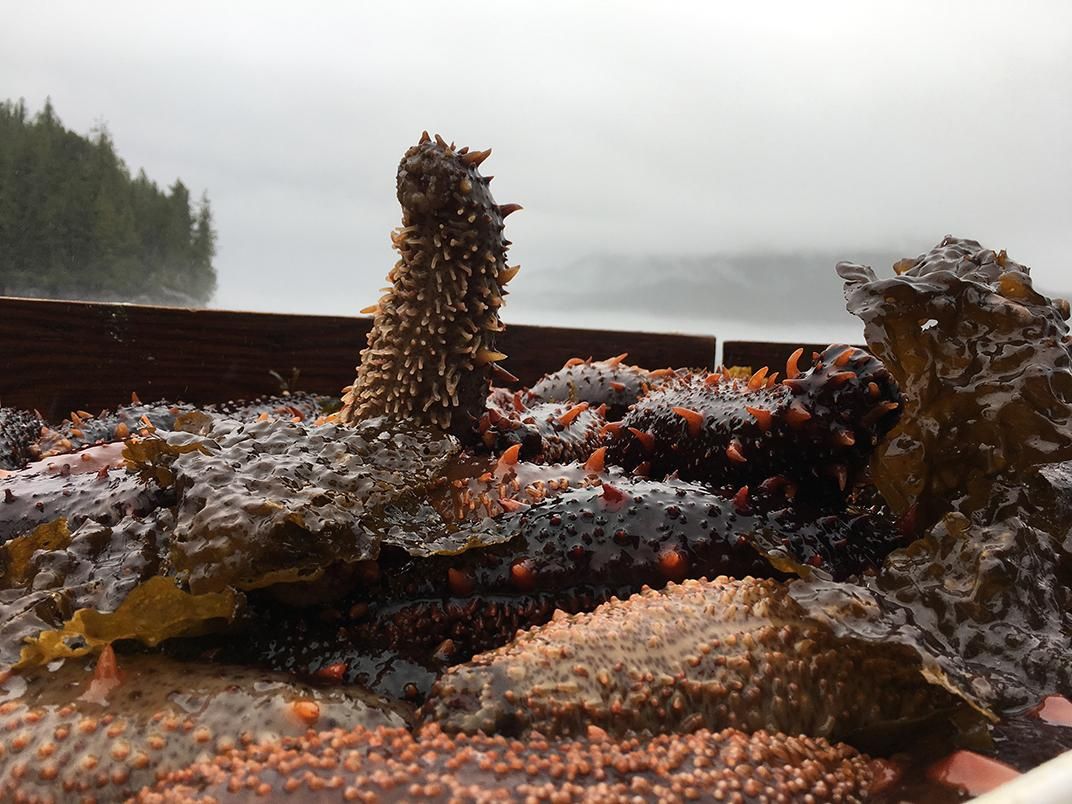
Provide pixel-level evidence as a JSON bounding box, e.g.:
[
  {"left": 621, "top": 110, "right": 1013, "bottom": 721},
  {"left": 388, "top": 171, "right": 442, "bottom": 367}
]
[{"left": 971, "top": 749, "right": 1072, "bottom": 803}]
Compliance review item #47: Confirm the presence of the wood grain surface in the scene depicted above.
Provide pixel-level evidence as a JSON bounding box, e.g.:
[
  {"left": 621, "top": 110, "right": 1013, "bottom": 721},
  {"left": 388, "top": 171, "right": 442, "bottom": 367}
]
[{"left": 0, "top": 297, "right": 716, "bottom": 419}]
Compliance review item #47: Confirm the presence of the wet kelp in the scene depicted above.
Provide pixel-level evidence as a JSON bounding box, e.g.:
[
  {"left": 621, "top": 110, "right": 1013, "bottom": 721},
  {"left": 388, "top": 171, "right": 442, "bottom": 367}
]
[
  {"left": 0, "top": 513, "right": 237, "bottom": 668},
  {"left": 837, "top": 236, "right": 1072, "bottom": 522},
  {"left": 0, "top": 414, "right": 464, "bottom": 669},
  {"left": 790, "top": 236, "right": 1072, "bottom": 715}
]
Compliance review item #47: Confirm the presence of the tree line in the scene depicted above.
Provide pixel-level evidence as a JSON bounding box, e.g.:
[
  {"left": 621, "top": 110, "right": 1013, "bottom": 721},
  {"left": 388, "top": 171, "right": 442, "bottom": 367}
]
[{"left": 0, "top": 98, "right": 216, "bottom": 305}]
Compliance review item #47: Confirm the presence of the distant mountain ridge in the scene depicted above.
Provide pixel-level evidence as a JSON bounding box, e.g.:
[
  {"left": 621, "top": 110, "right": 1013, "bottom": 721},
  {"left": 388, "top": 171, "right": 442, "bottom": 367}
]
[
  {"left": 521, "top": 250, "right": 906, "bottom": 324},
  {"left": 519, "top": 249, "right": 1071, "bottom": 329}
]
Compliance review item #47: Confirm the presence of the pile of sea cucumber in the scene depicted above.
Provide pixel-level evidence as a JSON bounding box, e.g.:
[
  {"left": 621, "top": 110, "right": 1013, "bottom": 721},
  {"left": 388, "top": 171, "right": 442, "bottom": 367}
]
[{"left": 1, "top": 134, "right": 1071, "bottom": 802}]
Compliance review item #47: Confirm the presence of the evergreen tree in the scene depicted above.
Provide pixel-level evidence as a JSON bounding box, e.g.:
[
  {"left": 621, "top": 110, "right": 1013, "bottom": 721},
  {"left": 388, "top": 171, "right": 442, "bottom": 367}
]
[{"left": 0, "top": 98, "right": 217, "bottom": 305}]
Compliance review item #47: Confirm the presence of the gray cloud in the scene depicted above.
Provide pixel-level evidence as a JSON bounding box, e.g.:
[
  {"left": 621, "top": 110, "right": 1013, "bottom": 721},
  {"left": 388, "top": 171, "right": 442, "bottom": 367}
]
[{"left": 3, "top": 1, "right": 1070, "bottom": 343}]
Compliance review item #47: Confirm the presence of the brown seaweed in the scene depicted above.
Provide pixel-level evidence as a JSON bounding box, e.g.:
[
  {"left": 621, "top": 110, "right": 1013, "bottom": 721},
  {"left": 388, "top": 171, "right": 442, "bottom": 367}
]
[
  {"left": 788, "top": 237, "right": 1072, "bottom": 715},
  {"left": 0, "top": 513, "right": 237, "bottom": 668},
  {"left": 836, "top": 235, "right": 1072, "bottom": 523},
  {"left": 144, "top": 416, "right": 460, "bottom": 593}
]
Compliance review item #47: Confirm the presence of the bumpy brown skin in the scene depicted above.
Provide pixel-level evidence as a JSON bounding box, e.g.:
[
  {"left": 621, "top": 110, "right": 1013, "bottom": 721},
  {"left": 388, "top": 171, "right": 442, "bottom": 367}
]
[
  {"left": 0, "top": 652, "right": 407, "bottom": 803},
  {"left": 425, "top": 576, "right": 957, "bottom": 741},
  {"left": 340, "top": 134, "right": 518, "bottom": 443},
  {"left": 136, "top": 723, "right": 880, "bottom": 803},
  {"left": 606, "top": 345, "right": 901, "bottom": 499}
]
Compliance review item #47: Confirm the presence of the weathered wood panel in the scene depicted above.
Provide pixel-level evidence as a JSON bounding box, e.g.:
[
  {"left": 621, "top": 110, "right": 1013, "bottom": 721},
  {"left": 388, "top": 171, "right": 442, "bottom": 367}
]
[
  {"left": 722, "top": 340, "right": 868, "bottom": 372},
  {"left": 0, "top": 297, "right": 716, "bottom": 419}
]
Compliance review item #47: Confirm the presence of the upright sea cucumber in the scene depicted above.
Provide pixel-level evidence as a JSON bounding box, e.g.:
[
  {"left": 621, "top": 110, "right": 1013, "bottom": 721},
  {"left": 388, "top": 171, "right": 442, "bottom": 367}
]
[{"left": 340, "top": 133, "right": 521, "bottom": 442}]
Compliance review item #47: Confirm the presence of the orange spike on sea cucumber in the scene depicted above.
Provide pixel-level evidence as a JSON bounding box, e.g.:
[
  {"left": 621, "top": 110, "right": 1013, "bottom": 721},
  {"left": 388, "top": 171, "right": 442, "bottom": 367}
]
[
  {"left": 419, "top": 130, "right": 431, "bottom": 143},
  {"left": 564, "top": 357, "right": 586, "bottom": 368},
  {"left": 558, "top": 402, "right": 590, "bottom": 427},
  {"left": 829, "top": 370, "right": 857, "bottom": 386},
  {"left": 498, "top": 203, "right": 523, "bottom": 217},
  {"left": 834, "top": 347, "right": 854, "bottom": 367},
  {"left": 609, "top": 381, "right": 627, "bottom": 393},
  {"left": 606, "top": 353, "right": 629, "bottom": 366},
  {"left": 705, "top": 372, "right": 723, "bottom": 386},
  {"left": 475, "top": 349, "right": 508, "bottom": 365},
  {"left": 498, "top": 443, "right": 522, "bottom": 469},
  {"left": 671, "top": 406, "right": 704, "bottom": 437},
  {"left": 600, "top": 481, "right": 626, "bottom": 505},
  {"left": 658, "top": 549, "right": 688, "bottom": 582},
  {"left": 510, "top": 560, "right": 536, "bottom": 592},
  {"left": 785, "top": 400, "right": 813, "bottom": 428},
  {"left": 462, "top": 147, "right": 492, "bottom": 167},
  {"left": 732, "top": 485, "right": 750, "bottom": 513},
  {"left": 584, "top": 446, "right": 607, "bottom": 474},
  {"left": 834, "top": 428, "right": 856, "bottom": 447},
  {"left": 498, "top": 498, "right": 529, "bottom": 514},
  {"left": 628, "top": 427, "right": 655, "bottom": 453},
  {"left": 491, "top": 364, "right": 519, "bottom": 384},
  {"left": 726, "top": 440, "right": 747, "bottom": 463},
  {"left": 498, "top": 265, "right": 521, "bottom": 284},
  {"left": 747, "top": 367, "right": 769, "bottom": 391},
  {"left": 765, "top": 372, "right": 779, "bottom": 388},
  {"left": 131, "top": 391, "right": 142, "bottom": 405},
  {"left": 601, "top": 421, "right": 623, "bottom": 437},
  {"left": 745, "top": 406, "right": 772, "bottom": 432},
  {"left": 785, "top": 347, "right": 804, "bottom": 380}
]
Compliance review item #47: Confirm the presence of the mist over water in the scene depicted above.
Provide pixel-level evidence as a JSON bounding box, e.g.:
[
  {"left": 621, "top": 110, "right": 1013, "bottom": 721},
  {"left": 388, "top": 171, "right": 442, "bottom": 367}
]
[{"left": 3, "top": 1, "right": 1070, "bottom": 346}]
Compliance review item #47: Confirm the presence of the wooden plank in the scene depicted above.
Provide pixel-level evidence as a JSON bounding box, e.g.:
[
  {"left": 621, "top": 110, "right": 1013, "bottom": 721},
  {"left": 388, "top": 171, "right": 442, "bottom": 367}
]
[
  {"left": 722, "top": 340, "right": 868, "bottom": 372},
  {"left": 0, "top": 297, "right": 715, "bottom": 419}
]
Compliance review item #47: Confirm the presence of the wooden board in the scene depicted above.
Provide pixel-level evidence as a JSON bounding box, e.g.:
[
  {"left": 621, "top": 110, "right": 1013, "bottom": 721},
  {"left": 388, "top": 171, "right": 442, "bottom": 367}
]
[
  {"left": 722, "top": 340, "right": 868, "bottom": 372},
  {"left": 0, "top": 297, "right": 716, "bottom": 420}
]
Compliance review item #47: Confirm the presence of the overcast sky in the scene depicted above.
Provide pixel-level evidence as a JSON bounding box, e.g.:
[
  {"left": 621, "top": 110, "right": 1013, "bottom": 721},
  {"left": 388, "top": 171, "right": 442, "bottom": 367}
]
[{"left": 3, "top": 1, "right": 1070, "bottom": 342}]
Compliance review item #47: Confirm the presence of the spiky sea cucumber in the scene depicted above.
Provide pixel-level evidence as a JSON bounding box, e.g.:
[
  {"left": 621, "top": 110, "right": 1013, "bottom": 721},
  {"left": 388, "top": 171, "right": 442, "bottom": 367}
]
[
  {"left": 606, "top": 345, "right": 901, "bottom": 497},
  {"left": 340, "top": 133, "right": 521, "bottom": 442},
  {"left": 527, "top": 353, "right": 672, "bottom": 419},
  {"left": 477, "top": 398, "right": 607, "bottom": 463}
]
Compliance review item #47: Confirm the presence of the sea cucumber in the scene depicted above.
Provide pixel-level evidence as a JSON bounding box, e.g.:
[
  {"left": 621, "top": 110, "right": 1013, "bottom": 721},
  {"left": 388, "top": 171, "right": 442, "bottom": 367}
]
[
  {"left": 606, "top": 345, "right": 901, "bottom": 498},
  {"left": 340, "top": 133, "right": 521, "bottom": 442}
]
